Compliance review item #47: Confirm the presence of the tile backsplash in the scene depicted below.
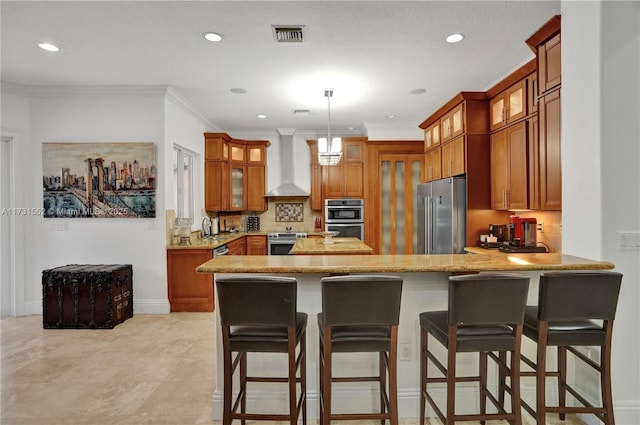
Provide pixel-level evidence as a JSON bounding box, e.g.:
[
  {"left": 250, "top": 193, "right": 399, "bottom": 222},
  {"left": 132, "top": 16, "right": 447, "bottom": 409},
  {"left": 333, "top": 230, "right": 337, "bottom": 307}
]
[{"left": 519, "top": 210, "right": 562, "bottom": 253}]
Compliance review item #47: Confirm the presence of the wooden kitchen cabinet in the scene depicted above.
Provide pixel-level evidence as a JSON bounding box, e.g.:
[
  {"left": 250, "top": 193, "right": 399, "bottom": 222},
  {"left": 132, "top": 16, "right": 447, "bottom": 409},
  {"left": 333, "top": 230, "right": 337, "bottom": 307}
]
[
  {"left": 204, "top": 133, "right": 269, "bottom": 213},
  {"left": 440, "top": 103, "right": 464, "bottom": 143},
  {"left": 322, "top": 138, "right": 365, "bottom": 199},
  {"left": 526, "top": 15, "right": 561, "bottom": 211},
  {"left": 307, "top": 140, "right": 323, "bottom": 211},
  {"left": 419, "top": 92, "right": 489, "bottom": 184},
  {"left": 424, "top": 121, "right": 440, "bottom": 149},
  {"left": 167, "top": 249, "right": 214, "bottom": 312},
  {"left": 204, "top": 160, "right": 229, "bottom": 212},
  {"left": 441, "top": 136, "right": 465, "bottom": 178},
  {"left": 227, "top": 237, "right": 246, "bottom": 256},
  {"left": 490, "top": 121, "right": 528, "bottom": 210},
  {"left": 424, "top": 147, "right": 442, "bottom": 182},
  {"left": 246, "top": 235, "right": 267, "bottom": 255},
  {"left": 490, "top": 79, "right": 527, "bottom": 131},
  {"left": 538, "top": 89, "right": 562, "bottom": 210}
]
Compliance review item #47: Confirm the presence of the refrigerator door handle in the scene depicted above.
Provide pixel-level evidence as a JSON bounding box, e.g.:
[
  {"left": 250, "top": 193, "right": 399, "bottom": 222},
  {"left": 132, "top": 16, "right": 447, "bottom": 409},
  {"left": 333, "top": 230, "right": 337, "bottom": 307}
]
[{"left": 425, "top": 196, "right": 433, "bottom": 254}]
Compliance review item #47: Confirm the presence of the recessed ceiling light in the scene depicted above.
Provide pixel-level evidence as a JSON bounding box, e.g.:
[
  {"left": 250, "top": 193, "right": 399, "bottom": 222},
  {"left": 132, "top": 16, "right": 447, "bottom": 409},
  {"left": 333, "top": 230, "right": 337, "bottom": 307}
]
[
  {"left": 203, "top": 32, "right": 223, "bottom": 42},
  {"left": 445, "top": 33, "right": 464, "bottom": 44},
  {"left": 230, "top": 88, "right": 247, "bottom": 94},
  {"left": 387, "top": 114, "right": 397, "bottom": 119},
  {"left": 257, "top": 114, "right": 267, "bottom": 119},
  {"left": 410, "top": 88, "right": 426, "bottom": 95},
  {"left": 38, "top": 42, "right": 59, "bottom": 52}
]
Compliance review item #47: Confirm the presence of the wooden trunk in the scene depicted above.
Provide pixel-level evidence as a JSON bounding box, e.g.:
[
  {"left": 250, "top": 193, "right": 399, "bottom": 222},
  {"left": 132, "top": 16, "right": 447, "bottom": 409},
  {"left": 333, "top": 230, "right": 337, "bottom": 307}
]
[{"left": 42, "top": 264, "right": 133, "bottom": 329}]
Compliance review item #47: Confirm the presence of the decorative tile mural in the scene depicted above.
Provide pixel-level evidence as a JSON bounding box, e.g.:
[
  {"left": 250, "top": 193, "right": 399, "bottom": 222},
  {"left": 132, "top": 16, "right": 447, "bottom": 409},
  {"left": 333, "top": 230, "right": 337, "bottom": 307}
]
[{"left": 275, "top": 203, "right": 303, "bottom": 222}]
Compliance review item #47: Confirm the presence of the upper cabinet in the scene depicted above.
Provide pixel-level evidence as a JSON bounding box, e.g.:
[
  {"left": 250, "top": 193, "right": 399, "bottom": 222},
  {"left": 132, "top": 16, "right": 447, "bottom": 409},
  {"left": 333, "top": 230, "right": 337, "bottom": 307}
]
[
  {"left": 419, "top": 92, "right": 493, "bottom": 211},
  {"left": 527, "top": 15, "right": 562, "bottom": 211},
  {"left": 204, "top": 133, "right": 270, "bottom": 213},
  {"left": 490, "top": 79, "right": 527, "bottom": 131},
  {"left": 307, "top": 138, "right": 365, "bottom": 210}
]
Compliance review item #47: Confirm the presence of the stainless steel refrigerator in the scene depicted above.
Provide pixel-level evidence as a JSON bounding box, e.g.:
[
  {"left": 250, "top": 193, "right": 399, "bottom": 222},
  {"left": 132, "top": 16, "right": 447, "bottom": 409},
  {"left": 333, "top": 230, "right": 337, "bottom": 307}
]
[{"left": 416, "top": 176, "right": 467, "bottom": 254}]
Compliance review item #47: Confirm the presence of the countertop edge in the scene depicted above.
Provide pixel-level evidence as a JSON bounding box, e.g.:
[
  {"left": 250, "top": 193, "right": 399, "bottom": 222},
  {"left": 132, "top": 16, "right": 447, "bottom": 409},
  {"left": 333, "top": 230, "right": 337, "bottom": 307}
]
[{"left": 195, "top": 254, "right": 615, "bottom": 274}]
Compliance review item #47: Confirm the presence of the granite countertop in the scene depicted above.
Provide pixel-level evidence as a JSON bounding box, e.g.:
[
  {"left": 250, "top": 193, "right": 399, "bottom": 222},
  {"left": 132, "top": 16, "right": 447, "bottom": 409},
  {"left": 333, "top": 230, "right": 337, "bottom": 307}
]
[
  {"left": 196, "top": 253, "right": 614, "bottom": 274},
  {"left": 166, "top": 231, "right": 266, "bottom": 250},
  {"left": 464, "top": 246, "right": 506, "bottom": 255},
  {"left": 290, "top": 237, "right": 374, "bottom": 255}
]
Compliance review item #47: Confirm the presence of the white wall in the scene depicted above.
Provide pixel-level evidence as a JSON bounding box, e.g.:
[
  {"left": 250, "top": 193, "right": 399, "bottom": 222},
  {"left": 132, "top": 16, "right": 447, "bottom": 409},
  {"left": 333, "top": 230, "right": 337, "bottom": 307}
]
[
  {"left": 562, "top": 2, "right": 640, "bottom": 424},
  {"left": 15, "top": 86, "right": 171, "bottom": 314}
]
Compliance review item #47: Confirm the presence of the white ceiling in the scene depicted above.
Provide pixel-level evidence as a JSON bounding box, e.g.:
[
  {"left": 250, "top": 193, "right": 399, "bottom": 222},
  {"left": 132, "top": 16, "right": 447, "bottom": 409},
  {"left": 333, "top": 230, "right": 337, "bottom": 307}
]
[{"left": 1, "top": 1, "right": 560, "bottom": 134}]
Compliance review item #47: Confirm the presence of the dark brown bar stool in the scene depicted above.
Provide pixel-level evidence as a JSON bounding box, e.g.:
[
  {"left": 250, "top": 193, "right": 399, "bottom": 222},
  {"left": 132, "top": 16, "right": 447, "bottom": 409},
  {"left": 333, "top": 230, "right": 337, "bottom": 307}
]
[
  {"left": 419, "top": 273, "right": 530, "bottom": 425},
  {"left": 318, "top": 275, "right": 403, "bottom": 425},
  {"left": 517, "top": 271, "right": 622, "bottom": 425},
  {"left": 215, "top": 276, "right": 307, "bottom": 425}
]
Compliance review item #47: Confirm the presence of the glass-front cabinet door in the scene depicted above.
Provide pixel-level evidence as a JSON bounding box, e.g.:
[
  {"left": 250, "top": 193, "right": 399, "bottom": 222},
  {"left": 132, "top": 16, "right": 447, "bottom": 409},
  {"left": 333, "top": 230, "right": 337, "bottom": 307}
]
[
  {"left": 380, "top": 155, "right": 423, "bottom": 254},
  {"left": 229, "top": 165, "right": 246, "bottom": 210}
]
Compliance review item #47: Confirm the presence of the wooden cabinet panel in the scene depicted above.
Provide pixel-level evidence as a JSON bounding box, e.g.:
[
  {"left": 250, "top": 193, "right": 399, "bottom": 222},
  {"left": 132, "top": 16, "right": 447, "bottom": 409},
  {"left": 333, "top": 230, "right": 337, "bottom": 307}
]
[
  {"left": 528, "top": 115, "right": 540, "bottom": 210},
  {"left": 167, "top": 249, "right": 213, "bottom": 312},
  {"left": 246, "top": 235, "right": 267, "bottom": 255},
  {"left": 441, "top": 103, "right": 464, "bottom": 142},
  {"left": 490, "top": 79, "right": 527, "bottom": 131},
  {"left": 204, "top": 160, "right": 229, "bottom": 212},
  {"left": 424, "top": 121, "right": 440, "bottom": 150},
  {"left": 345, "top": 163, "right": 364, "bottom": 197},
  {"left": 424, "top": 147, "right": 442, "bottom": 182},
  {"left": 246, "top": 165, "right": 266, "bottom": 211},
  {"left": 539, "top": 33, "right": 561, "bottom": 94},
  {"left": 320, "top": 139, "right": 364, "bottom": 199},
  {"left": 539, "top": 89, "right": 562, "bottom": 210},
  {"left": 442, "top": 137, "right": 465, "bottom": 178},
  {"left": 227, "top": 237, "right": 246, "bottom": 256},
  {"left": 229, "top": 142, "right": 246, "bottom": 163},
  {"left": 490, "top": 122, "right": 528, "bottom": 210}
]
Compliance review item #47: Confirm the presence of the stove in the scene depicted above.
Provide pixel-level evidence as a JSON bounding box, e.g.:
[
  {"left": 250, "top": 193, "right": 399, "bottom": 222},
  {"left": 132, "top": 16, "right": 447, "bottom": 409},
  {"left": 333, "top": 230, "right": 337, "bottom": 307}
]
[{"left": 267, "top": 232, "right": 307, "bottom": 255}]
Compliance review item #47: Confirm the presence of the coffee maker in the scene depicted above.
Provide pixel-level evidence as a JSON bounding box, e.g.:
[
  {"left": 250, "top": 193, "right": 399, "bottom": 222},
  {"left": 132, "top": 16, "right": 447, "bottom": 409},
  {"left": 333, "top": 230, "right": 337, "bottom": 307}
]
[{"left": 509, "top": 216, "right": 537, "bottom": 247}]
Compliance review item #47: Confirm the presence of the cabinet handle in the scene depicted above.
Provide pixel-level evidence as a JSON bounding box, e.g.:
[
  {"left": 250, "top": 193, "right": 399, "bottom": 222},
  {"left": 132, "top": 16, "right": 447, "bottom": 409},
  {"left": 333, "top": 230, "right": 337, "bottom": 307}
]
[
  {"left": 506, "top": 190, "right": 510, "bottom": 209},
  {"left": 448, "top": 160, "right": 452, "bottom": 175},
  {"left": 502, "top": 190, "right": 507, "bottom": 209},
  {"left": 502, "top": 107, "right": 506, "bottom": 123}
]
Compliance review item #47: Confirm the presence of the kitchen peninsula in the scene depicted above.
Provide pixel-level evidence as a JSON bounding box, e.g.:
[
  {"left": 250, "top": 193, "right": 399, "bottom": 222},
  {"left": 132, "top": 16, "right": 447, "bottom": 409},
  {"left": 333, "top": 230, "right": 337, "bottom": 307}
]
[{"left": 196, "top": 253, "right": 613, "bottom": 420}]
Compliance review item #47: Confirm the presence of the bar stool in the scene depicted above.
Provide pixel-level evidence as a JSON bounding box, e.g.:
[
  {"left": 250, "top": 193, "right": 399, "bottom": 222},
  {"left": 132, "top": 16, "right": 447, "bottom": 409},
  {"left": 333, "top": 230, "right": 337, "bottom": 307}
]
[
  {"left": 318, "top": 275, "right": 403, "bottom": 425},
  {"left": 419, "top": 273, "right": 530, "bottom": 425},
  {"left": 517, "top": 271, "right": 622, "bottom": 425},
  {"left": 215, "top": 276, "right": 307, "bottom": 425}
]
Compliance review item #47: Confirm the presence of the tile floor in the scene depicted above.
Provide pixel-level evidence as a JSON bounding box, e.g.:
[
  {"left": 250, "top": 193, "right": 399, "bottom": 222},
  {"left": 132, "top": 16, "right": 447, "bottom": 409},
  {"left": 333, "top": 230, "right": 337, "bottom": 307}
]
[{"left": 1, "top": 313, "right": 586, "bottom": 425}]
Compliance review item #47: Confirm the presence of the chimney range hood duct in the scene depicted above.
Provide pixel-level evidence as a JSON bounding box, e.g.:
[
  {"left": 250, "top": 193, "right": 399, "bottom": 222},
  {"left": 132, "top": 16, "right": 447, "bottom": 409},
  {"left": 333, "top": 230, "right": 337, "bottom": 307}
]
[{"left": 265, "top": 130, "right": 309, "bottom": 197}]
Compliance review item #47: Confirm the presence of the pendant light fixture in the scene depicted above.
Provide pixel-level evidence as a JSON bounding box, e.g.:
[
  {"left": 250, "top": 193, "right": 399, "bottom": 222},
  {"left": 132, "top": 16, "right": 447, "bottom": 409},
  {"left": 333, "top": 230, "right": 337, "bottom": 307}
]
[{"left": 318, "top": 88, "right": 342, "bottom": 166}]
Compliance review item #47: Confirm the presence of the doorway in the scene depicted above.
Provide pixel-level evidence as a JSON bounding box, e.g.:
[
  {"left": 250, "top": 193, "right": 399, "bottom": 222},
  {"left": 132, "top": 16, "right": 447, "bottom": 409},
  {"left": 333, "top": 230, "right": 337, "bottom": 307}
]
[{"left": 1, "top": 137, "right": 13, "bottom": 317}]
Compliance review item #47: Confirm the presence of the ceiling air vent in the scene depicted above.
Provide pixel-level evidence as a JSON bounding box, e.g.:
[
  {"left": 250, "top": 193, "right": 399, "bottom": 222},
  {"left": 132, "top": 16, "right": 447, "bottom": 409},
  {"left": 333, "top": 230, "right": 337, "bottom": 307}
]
[{"left": 272, "top": 25, "right": 305, "bottom": 43}]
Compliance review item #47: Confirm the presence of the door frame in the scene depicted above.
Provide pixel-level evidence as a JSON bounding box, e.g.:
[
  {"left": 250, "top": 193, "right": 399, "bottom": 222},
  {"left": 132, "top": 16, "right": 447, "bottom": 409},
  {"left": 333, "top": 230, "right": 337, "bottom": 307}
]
[
  {"left": 1, "top": 130, "right": 25, "bottom": 317},
  {"left": 364, "top": 140, "right": 424, "bottom": 254}
]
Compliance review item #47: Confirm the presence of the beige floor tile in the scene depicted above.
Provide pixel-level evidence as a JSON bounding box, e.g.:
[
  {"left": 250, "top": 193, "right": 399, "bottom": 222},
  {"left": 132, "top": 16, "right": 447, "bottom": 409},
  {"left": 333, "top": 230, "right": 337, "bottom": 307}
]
[{"left": 1, "top": 313, "right": 587, "bottom": 425}]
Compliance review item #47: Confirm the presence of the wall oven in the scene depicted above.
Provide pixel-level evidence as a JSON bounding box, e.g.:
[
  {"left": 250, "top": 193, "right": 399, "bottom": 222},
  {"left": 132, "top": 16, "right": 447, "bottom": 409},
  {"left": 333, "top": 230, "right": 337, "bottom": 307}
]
[
  {"left": 325, "top": 199, "right": 364, "bottom": 240},
  {"left": 267, "top": 232, "right": 307, "bottom": 255}
]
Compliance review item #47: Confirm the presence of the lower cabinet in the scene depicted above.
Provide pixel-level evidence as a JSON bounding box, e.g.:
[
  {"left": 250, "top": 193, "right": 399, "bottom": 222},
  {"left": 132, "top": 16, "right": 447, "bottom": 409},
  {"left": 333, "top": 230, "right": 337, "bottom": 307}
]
[
  {"left": 167, "top": 249, "right": 214, "bottom": 312},
  {"left": 227, "top": 237, "right": 246, "bottom": 256},
  {"left": 246, "top": 235, "right": 267, "bottom": 255}
]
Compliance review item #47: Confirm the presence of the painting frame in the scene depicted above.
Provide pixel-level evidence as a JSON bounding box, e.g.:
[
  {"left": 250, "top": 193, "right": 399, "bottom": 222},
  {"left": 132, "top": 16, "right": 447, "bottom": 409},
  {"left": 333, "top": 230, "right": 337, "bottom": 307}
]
[{"left": 42, "top": 142, "right": 157, "bottom": 218}]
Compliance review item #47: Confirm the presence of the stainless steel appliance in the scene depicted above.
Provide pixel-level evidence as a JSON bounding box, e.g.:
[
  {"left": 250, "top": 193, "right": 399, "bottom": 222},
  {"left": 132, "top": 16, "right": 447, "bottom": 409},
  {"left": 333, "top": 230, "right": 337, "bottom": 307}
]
[
  {"left": 213, "top": 244, "right": 229, "bottom": 257},
  {"left": 267, "top": 232, "right": 307, "bottom": 255},
  {"left": 325, "top": 199, "right": 364, "bottom": 240},
  {"left": 489, "top": 224, "right": 510, "bottom": 242},
  {"left": 416, "top": 176, "right": 466, "bottom": 254}
]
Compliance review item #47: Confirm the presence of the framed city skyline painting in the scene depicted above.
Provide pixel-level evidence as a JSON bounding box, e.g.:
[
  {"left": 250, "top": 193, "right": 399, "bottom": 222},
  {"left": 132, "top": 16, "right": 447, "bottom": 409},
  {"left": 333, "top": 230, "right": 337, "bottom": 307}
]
[{"left": 42, "top": 142, "right": 156, "bottom": 218}]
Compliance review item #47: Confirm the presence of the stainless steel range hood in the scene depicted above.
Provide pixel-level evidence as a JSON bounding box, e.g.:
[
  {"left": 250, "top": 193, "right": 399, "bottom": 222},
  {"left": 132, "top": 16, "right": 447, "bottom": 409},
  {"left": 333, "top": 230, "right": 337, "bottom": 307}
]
[{"left": 265, "top": 129, "right": 309, "bottom": 197}]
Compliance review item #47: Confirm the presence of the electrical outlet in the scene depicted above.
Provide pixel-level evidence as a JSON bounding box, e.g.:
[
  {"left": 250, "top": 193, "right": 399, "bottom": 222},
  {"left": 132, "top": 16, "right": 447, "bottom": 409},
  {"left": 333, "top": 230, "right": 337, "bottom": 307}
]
[
  {"left": 537, "top": 222, "right": 544, "bottom": 233},
  {"left": 618, "top": 231, "right": 640, "bottom": 251},
  {"left": 400, "top": 342, "right": 410, "bottom": 361}
]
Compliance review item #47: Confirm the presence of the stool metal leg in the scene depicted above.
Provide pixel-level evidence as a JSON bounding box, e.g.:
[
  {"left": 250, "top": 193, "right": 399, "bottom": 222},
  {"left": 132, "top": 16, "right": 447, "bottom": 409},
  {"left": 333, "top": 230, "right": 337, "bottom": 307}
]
[{"left": 420, "top": 327, "right": 428, "bottom": 425}]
